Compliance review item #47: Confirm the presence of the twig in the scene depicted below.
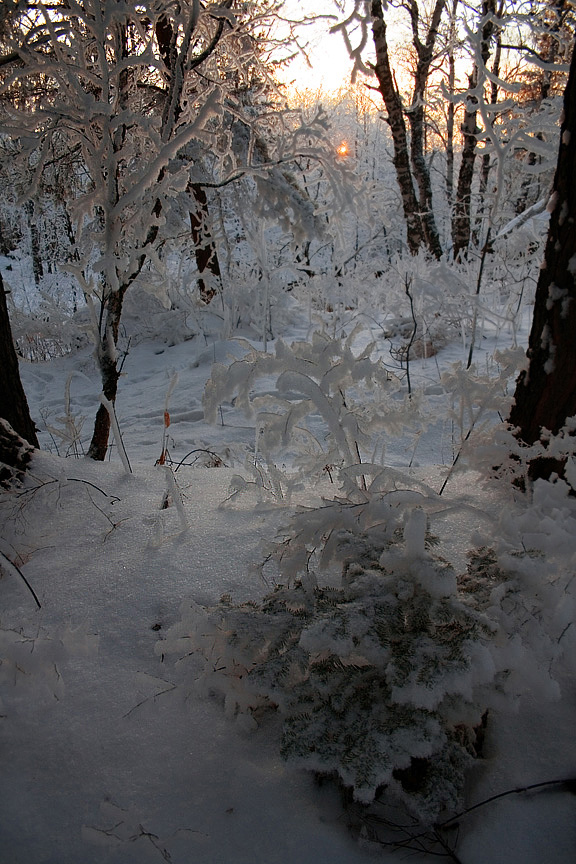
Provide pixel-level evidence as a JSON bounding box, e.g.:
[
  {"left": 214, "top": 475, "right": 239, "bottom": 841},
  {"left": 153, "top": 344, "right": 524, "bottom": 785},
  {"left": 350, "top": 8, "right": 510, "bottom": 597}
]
[
  {"left": 123, "top": 681, "right": 177, "bottom": 719},
  {"left": 16, "top": 477, "right": 120, "bottom": 503},
  {"left": 66, "top": 478, "right": 121, "bottom": 501},
  {"left": 466, "top": 228, "right": 492, "bottom": 370},
  {"left": 404, "top": 275, "right": 417, "bottom": 399},
  {"left": 0, "top": 550, "right": 41, "bottom": 609},
  {"left": 432, "top": 827, "right": 464, "bottom": 863},
  {"left": 438, "top": 426, "right": 472, "bottom": 496},
  {"left": 101, "top": 395, "right": 132, "bottom": 474},
  {"left": 173, "top": 449, "right": 226, "bottom": 471},
  {"left": 357, "top": 778, "right": 576, "bottom": 862},
  {"left": 439, "top": 778, "right": 576, "bottom": 829}
]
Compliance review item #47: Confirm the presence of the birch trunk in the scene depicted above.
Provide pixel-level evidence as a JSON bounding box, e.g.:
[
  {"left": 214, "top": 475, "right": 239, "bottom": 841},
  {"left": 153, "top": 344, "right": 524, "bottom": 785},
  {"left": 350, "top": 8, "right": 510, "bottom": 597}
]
[
  {"left": 370, "top": 0, "right": 426, "bottom": 255},
  {"left": 406, "top": 0, "right": 445, "bottom": 260},
  {"left": 189, "top": 183, "right": 223, "bottom": 303},
  {"left": 445, "top": 0, "right": 459, "bottom": 207},
  {"left": 88, "top": 20, "right": 132, "bottom": 460},
  {"left": 451, "top": 0, "right": 495, "bottom": 259},
  {"left": 87, "top": 285, "right": 126, "bottom": 460}
]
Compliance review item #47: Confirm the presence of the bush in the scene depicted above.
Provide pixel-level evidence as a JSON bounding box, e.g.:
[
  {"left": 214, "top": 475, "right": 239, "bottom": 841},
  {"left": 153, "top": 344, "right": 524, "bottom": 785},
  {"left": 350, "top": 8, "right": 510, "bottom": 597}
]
[{"left": 159, "top": 501, "right": 559, "bottom": 824}]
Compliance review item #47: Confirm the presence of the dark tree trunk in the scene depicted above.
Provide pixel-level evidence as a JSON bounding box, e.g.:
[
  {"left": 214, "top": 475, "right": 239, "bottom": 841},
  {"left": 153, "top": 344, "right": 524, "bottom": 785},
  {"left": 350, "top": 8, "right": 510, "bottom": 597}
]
[
  {"left": 452, "top": 0, "right": 495, "bottom": 259},
  {"left": 473, "top": 15, "right": 502, "bottom": 245},
  {"left": 371, "top": 0, "right": 426, "bottom": 255},
  {"left": 156, "top": 10, "right": 224, "bottom": 305},
  {"left": 509, "top": 44, "right": 576, "bottom": 482},
  {"left": 0, "top": 271, "right": 39, "bottom": 450},
  {"left": 189, "top": 183, "right": 223, "bottom": 304},
  {"left": 0, "top": 420, "right": 35, "bottom": 487},
  {"left": 406, "top": 0, "right": 445, "bottom": 260},
  {"left": 24, "top": 200, "right": 43, "bottom": 287},
  {"left": 445, "top": 0, "right": 459, "bottom": 207},
  {"left": 515, "top": 0, "right": 566, "bottom": 215},
  {"left": 451, "top": 94, "right": 480, "bottom": 257},
  {"left": 87, "top": 284, "right": 126, "bottom": 461}
]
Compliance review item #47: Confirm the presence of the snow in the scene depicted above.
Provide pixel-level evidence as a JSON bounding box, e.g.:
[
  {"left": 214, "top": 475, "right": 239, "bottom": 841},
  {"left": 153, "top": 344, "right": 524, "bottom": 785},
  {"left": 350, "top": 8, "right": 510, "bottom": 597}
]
[
  {"left": 2, "top": 306, "right": 576, "bottom": 864},
  {"left": 2, "top": 454, "right": 360, "bottom": 864},
  {"left": 402, "top": 506, "right": 428, "bottom": 558}
]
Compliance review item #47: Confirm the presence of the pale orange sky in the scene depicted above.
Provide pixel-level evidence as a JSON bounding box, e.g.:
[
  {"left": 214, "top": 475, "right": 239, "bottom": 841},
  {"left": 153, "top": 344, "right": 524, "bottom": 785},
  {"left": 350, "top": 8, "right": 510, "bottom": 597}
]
[
  {"left": 275, "top": 3, "right": 446, "bottom": 99},
  {"left": 275, "top": 3, "right": 358, "bottom": 94}
]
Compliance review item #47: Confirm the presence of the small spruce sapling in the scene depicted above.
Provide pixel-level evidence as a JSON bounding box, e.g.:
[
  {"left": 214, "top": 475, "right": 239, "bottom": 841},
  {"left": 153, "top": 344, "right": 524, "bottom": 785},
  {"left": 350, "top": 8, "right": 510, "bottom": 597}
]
[{"left": 159, "top": 496, "right": 561, "bottom": 824}]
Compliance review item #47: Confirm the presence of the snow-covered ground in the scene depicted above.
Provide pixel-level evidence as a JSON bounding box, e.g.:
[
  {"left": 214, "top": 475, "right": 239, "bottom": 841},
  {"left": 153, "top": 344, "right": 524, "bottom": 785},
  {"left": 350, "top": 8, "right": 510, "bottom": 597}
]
[{"left": 2, "top": 301, "right": 576, "bottom": 864}]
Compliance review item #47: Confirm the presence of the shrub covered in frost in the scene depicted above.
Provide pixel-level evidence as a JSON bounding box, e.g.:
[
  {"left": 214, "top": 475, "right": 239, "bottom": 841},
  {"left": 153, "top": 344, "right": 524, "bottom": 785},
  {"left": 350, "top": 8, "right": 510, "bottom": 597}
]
[
  {"left": 203, "top": 328, "right": 419, "bottom": 497},
  {"left": 159, "top": 499, "right": 564, "bottom": 824}
]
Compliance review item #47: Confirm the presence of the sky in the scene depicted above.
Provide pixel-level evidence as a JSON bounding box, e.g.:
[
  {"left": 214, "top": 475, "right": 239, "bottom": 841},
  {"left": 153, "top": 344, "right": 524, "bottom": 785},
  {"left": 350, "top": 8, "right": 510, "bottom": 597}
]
[
  {"left": 274, "top": 2, "right": 361, "bottom": 95},
  {"left": 273, "top": 2, "right": 410, "bottom": 99}
]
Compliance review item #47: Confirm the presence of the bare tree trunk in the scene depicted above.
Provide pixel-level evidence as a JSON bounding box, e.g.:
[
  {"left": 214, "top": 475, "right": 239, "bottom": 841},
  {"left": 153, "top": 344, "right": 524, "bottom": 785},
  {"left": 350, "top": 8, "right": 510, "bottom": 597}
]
[
  {"left": 452, "top": 0, "right": 495, "bottom": 259},
  {"left": 451, "top": 90, "right": 479, "bottom": 257},
  {"left": 370, "top": 0, "right": 426, "bottom": 255},
  {"left": 509, "top": 44, "right": 576, "bottom": 483},
  {"left": 87, "top": 284, "right": 127, "bottom": 461},
  {"left": 87, "top": 19, "right": 132, "bottom": 461},
  {"left": 406, "top": 0, "right": 445, "bottom": 259},
  {"left": 160, "top": 1, "right": 232, "bottom": 308},
  {"left": 24, "top": 200, "right": 43, "bottom": 287},
  {"left": 158, "top": 7, "right": 226, "bottom": 306},
  {"left": 189, "top": 183, "right": 223, "bottom": 304},
  {"left": 445, "top": 0, "right": 459, "bottom": 207},
  {"left": 0, "top": 271, "right": 39, "bottom": 450},
  {"left": 515, "top": 0, "right": 567, "bottom": 215},
  {"left": 473, "top": 11, "right": 502, "bottom": 244}
]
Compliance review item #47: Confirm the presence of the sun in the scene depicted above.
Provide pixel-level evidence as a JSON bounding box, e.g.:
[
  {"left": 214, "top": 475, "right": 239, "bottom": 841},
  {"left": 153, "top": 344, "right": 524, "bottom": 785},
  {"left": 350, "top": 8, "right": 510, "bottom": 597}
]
[{"left": 336, "top": 142, "right": 349, "bottom": 157}]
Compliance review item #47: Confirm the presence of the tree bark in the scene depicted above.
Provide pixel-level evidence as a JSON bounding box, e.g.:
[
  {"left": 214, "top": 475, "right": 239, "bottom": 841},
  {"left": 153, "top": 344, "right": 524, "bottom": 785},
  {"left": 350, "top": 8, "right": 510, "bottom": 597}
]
[
  {"left": 0, "top": 419, "right": 35, "bottom": 488},
  {"left": 445, "top": 0, "right": 459, "bottom": 207},
  {"left": 451, "top": 0, "right": 495, "bottom": 259},
  {"left": 370, "top": 0, "right": 426, "bottom": 255},
  {"left": 515, "top": 0, "right": 568, "bottom": 215},
  {"left": 473, "top": 9, "right": 502, "bottom": 245},
  {"left": 406, "top": 0, "right": 445, "bottom": 260},
  {"left": 87, "top": 285, "right": 126, "bottom": 461},
  {"left": 0, "top": 271, "right": 39, "bottom": 450},
  {"left": 189, "top": 183, "right": 223, "bottom": 304},
  {"left": 24, "top": 200, "right": 43, "bottom": 287},
  {"left": 509, "top": 44, "right": 576, "bottom": 482},
  {"left": 157, "top": 8, "right": 224, "bottom": 305}
]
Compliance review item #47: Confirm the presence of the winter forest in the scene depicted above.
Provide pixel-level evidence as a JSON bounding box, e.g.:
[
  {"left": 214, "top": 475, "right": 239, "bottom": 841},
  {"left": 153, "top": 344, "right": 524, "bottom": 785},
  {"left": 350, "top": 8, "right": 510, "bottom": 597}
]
[{"left": 1, "top": 1, "right": 576, "bottom": 862}]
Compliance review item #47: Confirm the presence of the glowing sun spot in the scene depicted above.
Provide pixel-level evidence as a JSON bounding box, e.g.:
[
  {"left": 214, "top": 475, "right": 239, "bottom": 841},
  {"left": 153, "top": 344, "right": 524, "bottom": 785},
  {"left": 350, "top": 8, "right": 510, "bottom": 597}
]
[{"left": 337, "top": 142, "right": 349, "bottom": 157}]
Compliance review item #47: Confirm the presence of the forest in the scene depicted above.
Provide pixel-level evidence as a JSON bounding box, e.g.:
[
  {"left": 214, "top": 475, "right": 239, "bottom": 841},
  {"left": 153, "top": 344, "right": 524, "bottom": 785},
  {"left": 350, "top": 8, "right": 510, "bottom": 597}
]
[{"left": 1, "top": 2, "right": 576, "bottom": 863}]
